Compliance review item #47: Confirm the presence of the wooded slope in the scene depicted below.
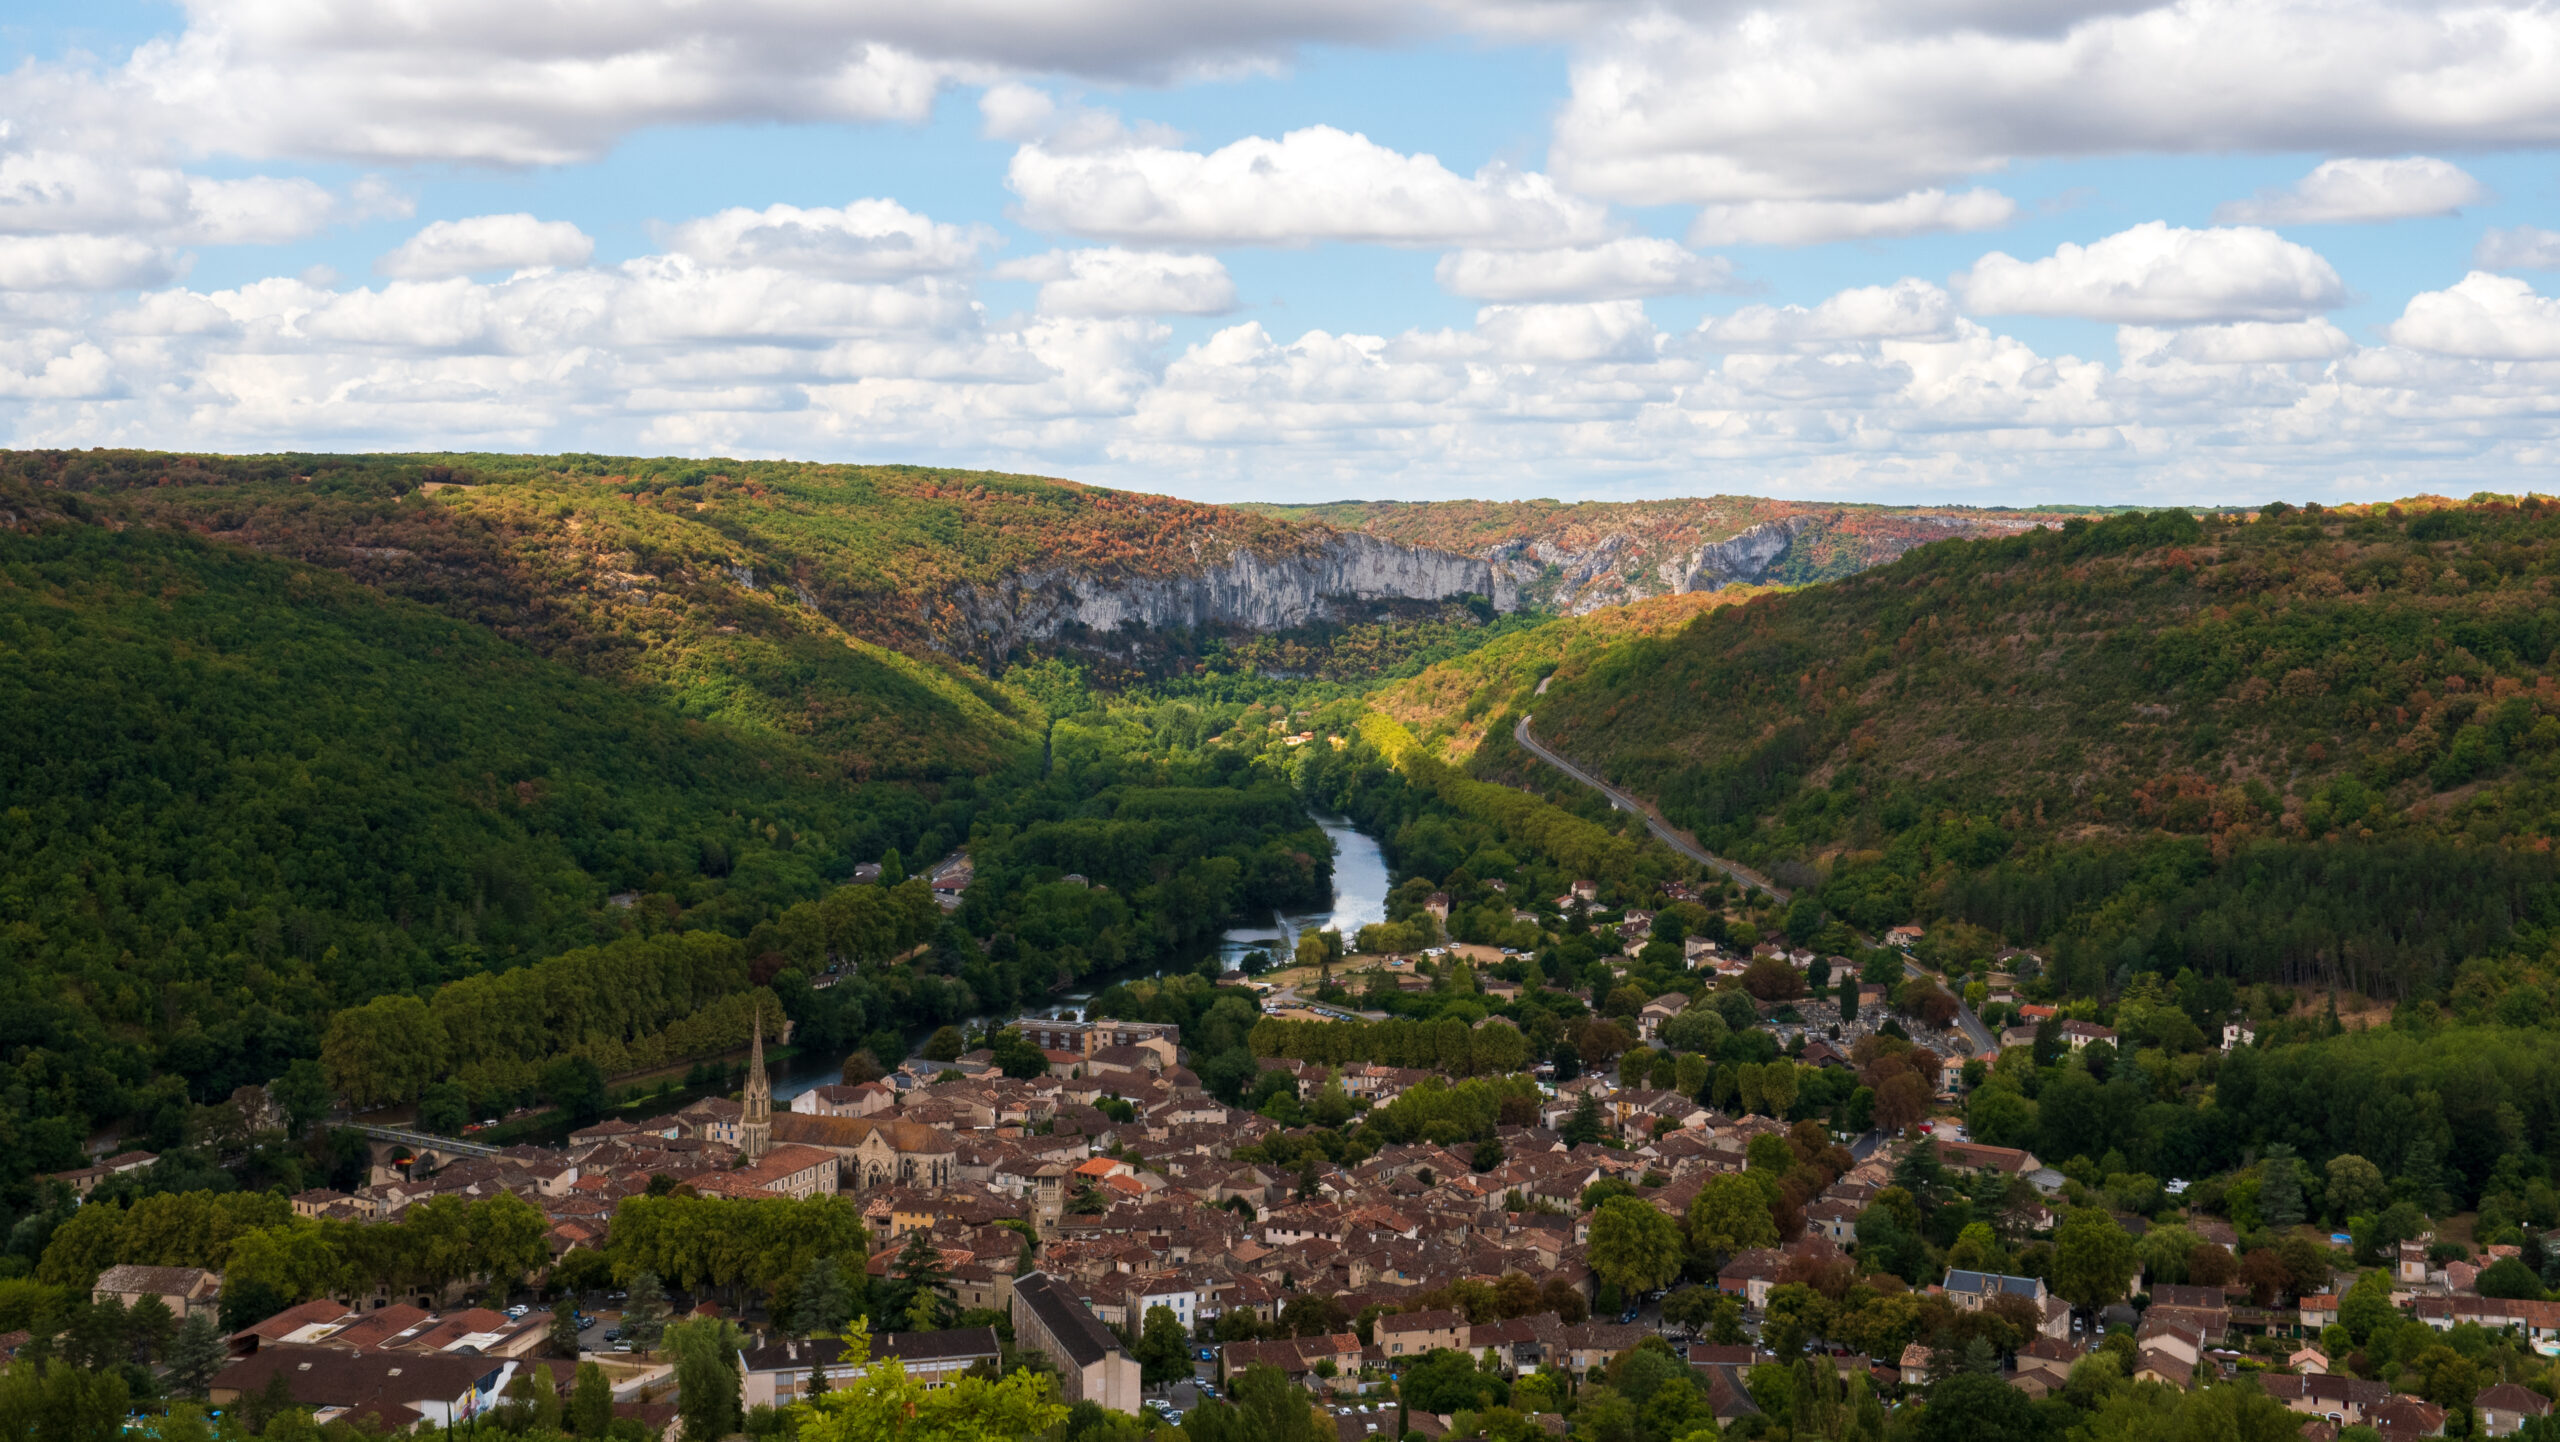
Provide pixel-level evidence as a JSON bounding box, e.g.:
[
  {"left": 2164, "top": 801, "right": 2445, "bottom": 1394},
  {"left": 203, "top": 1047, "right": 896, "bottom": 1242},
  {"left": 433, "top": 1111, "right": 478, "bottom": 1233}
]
[
  {"left": 2, "top": 451, "right": 1344, "bottom": 777},
  {"left": 0, "top": 510, "right": 932, "bottom": 1125},
  {"left": 1519, "top": 500, "right": 2560, "bottom": 997}
]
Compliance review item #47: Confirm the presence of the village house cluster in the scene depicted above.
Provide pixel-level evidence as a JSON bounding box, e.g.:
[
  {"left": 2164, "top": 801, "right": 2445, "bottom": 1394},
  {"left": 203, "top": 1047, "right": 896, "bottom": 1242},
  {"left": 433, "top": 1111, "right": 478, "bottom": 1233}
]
[{"left": 99, "top": 954, "right": 2559, "bottom": 1441}]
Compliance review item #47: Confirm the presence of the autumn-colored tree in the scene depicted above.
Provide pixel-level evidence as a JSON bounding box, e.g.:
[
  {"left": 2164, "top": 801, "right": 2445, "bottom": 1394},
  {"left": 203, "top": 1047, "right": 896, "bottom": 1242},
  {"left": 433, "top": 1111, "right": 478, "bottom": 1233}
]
[
  {"left": 1872, "top": 1073, "right": 1932, "bottom": 1135},
  {"left": 1744, "top": 958, "right": 1807, "bottom": 1002},
  {"left": 2239, "top": 1246, "right": 2292, "bottom": 1307},
  {"left": 2188, "top": 1244, "right": 2239, "bottom": 1289}
]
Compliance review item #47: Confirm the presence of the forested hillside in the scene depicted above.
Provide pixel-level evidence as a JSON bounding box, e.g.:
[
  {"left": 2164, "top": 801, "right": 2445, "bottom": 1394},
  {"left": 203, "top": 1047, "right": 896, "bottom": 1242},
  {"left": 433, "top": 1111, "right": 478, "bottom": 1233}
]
[
  {"left": 0, "top": 451, "right": 1349, "bottom": 778},
  {"left": 1371, "top": 588, "right": 1774, "bottom": 760},
  {"left": 0, "top": 513, "right": 962, "bottom": 1169},
  {"left": 1521, "top": 499, "right": 2560, "bottom": 1001}
]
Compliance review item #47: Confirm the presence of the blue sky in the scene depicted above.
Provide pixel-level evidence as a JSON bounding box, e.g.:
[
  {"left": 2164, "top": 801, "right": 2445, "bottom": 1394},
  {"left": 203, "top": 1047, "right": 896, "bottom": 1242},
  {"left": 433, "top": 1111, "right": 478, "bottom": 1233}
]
[{"left": 1, "top": 0, "right": 2558, "bottom": 505}]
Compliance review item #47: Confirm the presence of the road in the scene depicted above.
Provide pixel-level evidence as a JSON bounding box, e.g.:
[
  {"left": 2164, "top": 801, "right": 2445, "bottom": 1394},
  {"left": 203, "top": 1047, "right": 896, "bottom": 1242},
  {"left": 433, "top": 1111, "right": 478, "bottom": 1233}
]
[
  {"left": 1907, "top": 956, "right": 1997, "bottom": 1055},
  {"left": 1513, "top": 715, "right": 1789, "bottom": 900},
  {"left": 1514, "top": 714, "right": 1996, "bottom": 1057}
]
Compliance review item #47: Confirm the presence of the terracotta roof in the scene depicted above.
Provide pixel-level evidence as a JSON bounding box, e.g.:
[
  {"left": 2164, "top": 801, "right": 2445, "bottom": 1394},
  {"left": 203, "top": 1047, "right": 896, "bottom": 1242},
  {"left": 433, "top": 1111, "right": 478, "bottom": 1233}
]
[
  {"left": 2479, "top": 1385, "right": 2551, "bottom": 1417},
  {"left": 772, "top": 1114, "right": 951, "bottom": 1153},
  {"left": 210, "top": 1345, "right": 496, "bottom": 1409}
]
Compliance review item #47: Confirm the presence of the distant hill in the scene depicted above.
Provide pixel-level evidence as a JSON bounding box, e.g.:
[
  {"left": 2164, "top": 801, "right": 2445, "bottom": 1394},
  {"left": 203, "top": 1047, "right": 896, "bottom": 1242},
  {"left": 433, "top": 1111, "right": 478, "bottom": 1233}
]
[
  {"left": 1502, "top": 501, "right": 2560, "bottom": 998},
  {"left": 1251, "top": 496, "right": 2094, "bottom": 613},
  {"left": 0, "top": 451, "right": 1510, "bottom": 778}
]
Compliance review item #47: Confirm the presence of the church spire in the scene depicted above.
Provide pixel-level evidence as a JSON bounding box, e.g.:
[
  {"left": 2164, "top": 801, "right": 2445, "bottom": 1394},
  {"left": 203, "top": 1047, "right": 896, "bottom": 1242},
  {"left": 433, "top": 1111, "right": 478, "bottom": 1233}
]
[{"left": 740, "top": 1010, "right": 773, "bottom": 1162}]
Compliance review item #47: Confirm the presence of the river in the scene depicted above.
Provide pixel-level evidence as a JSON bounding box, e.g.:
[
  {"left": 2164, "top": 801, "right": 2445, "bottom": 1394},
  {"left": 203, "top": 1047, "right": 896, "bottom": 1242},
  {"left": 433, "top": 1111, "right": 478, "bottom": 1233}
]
[{"left": 769, "top": 813, "right": 1391, "bottom": 1103}]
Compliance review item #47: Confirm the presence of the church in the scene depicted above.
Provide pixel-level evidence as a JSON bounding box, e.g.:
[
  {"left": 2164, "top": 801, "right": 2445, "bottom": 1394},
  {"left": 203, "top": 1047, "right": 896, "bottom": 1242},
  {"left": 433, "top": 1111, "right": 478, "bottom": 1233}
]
[
  {"left": 733, "top": 1025, "right": 956, "bottom": 1190},
  {"left": 769, "top": 1113, "right": 957, "bottom": 1190}
]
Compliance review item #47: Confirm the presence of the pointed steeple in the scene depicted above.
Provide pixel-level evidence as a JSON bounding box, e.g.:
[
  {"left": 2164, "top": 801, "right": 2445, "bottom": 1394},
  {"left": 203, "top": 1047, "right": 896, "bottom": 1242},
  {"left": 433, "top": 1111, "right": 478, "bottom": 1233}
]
[{"left": 740, "top": 1010, "right": 773, "bottom": 1162}]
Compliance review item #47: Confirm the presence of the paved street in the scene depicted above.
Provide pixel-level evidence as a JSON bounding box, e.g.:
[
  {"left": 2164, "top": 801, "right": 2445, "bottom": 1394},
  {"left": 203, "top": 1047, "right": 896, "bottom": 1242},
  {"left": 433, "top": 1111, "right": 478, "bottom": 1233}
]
[{"left": 1514, "top": 715, "right": 1789, "bottom": 900}]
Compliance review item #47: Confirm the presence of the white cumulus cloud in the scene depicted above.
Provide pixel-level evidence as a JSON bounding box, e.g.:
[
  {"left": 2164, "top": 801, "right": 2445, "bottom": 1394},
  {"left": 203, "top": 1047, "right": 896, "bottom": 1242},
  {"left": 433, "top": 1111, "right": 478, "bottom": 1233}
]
[
  {"left": 3, "top": 0, "right": 1415, "bottom": 169},
  {"left": 995, "top": 249, "right": 1236, "bottom": 316},
  {"left": 977, "top": 84, "right": 1183, "bottom": 155},
  {"left": 2214, "top": 157, "right": 2488, "bottom": 225},
  {"left": 2387, "top": 271, "right": 2560, "bottom": 359},
  {"left": 1550, "top": 1, "right": 2560, "bottom": 208},
  {"left": 1006, "top": 126, "right": 1611, "bottom": 249},
  {"left": 0, "top": 145, "right": 380, "bottom": 253},
  {"left": 179, "top": 175, "right": 350, "bottom": 246},
  {"left": 4, "top": 242, "right": 2559, "bottom": 505},
  {"left": 1468, "top": 300, "right": 1661, "bottom": 362},
  {"left": 1695, "top": 279, "right": 1959, "bottom": 351},
  {"left": 661, "top": 200, "right": 993, "bottom": 279},
  {"left": 1954, "top": 223, "right": 2347, "bottom": 324},
  {"left": 378, "top": 215, "right": 595, "bottom": 279},
  {"left": 2476, "top": 226, "right": 2560, "bottom": 271},
  {"left": 1435, "top": 238, "right": 1733, "bottom": 301},
  {"left": 0, "top": 235, "right": 180, "bottom": 291},
  {"left": 2119, "top": 320, "right": 2356, "bottom": 364},
  {"left": 1687, "top": 189, "right": 2017, "bottom": 247}
]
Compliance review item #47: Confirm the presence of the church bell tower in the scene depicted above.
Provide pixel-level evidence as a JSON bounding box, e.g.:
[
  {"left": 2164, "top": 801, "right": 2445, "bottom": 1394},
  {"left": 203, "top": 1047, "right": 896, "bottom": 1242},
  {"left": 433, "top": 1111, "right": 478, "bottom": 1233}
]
[{"left": 740, "top": 1013, "right": 773, "bottom": 1162}]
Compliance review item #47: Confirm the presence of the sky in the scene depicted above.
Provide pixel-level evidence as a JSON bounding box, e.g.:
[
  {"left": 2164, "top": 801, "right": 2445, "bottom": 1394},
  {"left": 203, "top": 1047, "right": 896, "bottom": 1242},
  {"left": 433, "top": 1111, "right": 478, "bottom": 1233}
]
[{"left": 2, "top": 2, "right": 2560, "bottom": 506}]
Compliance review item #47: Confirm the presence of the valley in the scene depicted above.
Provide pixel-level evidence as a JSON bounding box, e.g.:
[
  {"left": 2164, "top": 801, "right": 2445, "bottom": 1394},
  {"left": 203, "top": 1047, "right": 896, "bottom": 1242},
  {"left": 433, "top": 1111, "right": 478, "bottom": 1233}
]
[{"left": 13, "top": 453, "right": 2560, "bottom": 1442}]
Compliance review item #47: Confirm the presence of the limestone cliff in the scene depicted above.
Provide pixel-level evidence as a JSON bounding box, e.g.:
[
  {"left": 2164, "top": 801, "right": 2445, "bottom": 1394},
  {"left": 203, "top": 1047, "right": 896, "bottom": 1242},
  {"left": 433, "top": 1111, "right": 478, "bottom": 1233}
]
[
  {"left": 931, "top": 532, "right": 1516, "bottom": 664},
  {"left": 1248, "top": 497, "right": 2076, "bottom": 614},
  {"left": 1670, "top": 517, "right": 1813, "bottom": 593}
]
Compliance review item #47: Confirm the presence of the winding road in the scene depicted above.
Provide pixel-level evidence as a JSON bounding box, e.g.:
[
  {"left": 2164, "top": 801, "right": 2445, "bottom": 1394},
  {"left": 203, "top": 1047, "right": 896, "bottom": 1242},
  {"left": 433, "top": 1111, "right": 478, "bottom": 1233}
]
[
  {"left": 1513, "top": 713, "right": 1997, "bottom": 1058},
  {"left": 1514, "top": 713, "right": 1789, "bottom": 900}
]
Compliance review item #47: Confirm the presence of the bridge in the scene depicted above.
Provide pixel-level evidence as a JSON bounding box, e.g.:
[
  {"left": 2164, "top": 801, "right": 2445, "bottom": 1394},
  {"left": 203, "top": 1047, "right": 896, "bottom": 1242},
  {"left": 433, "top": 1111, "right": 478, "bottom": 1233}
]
[{"left": 349, "top": 1124, "right": 502, "bottom": 1178}]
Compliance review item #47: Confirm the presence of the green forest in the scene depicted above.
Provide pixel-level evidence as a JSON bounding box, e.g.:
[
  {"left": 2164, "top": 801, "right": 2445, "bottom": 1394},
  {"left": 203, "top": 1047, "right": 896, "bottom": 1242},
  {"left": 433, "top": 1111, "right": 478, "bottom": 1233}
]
[{"left": 1521, "top": 500, "right": 2560, "bottom": 1002}]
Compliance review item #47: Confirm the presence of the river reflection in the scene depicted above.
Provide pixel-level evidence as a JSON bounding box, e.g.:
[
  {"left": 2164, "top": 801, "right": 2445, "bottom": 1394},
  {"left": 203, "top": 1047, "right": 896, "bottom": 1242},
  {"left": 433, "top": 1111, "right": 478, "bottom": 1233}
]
[
  {"left": 1214, "top": 814, "right": 1390, "bottom": 968},
  {"left": 770, "top": 812, "right": 1392, "bottom": 1102}
]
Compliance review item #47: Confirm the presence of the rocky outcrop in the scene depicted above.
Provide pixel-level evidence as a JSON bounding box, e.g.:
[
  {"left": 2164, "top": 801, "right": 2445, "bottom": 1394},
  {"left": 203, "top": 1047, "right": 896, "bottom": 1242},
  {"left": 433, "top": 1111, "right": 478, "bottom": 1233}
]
[
  {"left": 933, "top": 532, "right": 1517, "bottom": 664},
  {"left": 1673, "top": 517, "right": 1813, "bottom": 592}
]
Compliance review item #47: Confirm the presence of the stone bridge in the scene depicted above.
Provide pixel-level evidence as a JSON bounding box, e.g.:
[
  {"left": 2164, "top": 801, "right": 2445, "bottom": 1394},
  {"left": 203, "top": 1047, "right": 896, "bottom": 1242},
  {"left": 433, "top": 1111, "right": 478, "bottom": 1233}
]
[{"left": 352, "top": 1124, "right": 501, "bottom": 1181}]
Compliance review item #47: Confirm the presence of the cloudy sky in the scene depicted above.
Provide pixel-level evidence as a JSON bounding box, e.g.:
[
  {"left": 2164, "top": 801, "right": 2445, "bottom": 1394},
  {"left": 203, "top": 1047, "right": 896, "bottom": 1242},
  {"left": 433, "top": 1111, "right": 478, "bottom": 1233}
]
[{"left": 4, "top": 1, "right": 2560, "bottom": 505}]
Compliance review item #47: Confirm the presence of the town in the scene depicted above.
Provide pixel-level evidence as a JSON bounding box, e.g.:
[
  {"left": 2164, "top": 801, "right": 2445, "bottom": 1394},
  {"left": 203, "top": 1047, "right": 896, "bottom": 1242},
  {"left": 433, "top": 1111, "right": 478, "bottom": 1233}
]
[{"left": 26, "top": 900, "right": 2529, "bottom": 1442}]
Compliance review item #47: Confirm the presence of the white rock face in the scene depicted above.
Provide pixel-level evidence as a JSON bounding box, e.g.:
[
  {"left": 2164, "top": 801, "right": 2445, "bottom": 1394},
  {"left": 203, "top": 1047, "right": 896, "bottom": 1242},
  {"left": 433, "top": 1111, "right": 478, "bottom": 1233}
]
[
  {"left": 937, "top": 532, "right": 1517, "bottom": 662},
  {"left": 1675, "top": 517, "right": 1811, "bottom": 592}
]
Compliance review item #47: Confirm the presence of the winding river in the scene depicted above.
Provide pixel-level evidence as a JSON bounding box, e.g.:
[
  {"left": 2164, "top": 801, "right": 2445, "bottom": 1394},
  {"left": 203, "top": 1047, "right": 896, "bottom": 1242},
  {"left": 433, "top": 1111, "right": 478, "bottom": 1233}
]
[
  {"left": 770, "top": 813, "right": 1392, "bottom": 1102},
  {"left": 1213, "top": 814, "right": 1391, "bottom": 969}
]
